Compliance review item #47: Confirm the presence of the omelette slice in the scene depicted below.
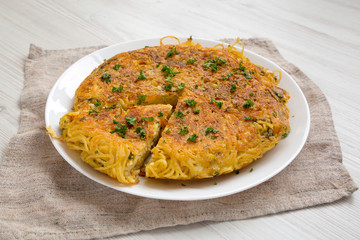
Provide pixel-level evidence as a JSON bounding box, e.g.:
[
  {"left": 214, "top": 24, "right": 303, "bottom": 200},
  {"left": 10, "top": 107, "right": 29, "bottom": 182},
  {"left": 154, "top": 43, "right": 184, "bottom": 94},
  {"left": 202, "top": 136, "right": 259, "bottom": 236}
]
[
  {"left": 60, "top": 104, "right": 172, "bottom": 184},
  {"left": 146, "top": 74, "right": 290, "bottom": 179}
]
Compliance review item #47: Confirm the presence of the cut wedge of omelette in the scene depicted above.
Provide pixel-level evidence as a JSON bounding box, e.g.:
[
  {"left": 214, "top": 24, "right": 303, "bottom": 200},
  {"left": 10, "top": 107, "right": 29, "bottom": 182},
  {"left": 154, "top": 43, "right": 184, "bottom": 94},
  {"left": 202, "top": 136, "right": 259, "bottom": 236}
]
[{"left": 58, "top": 37, "right": 290, "bottom": 184}]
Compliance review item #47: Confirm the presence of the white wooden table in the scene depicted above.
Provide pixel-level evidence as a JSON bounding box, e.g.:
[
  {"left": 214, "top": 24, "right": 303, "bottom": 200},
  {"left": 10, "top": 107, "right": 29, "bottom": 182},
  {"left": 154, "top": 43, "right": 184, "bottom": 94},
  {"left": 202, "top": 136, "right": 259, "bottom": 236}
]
[{"left": 1, "top": 0, "right": 359, "bottom": 239}]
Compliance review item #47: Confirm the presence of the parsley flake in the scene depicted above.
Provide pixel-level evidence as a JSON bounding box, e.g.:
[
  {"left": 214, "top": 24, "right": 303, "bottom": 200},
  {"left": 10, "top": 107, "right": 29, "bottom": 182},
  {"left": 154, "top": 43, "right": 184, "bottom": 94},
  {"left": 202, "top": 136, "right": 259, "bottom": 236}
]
[
  {"left": 221, "top": 73, "right": 233, "bottom": 80},
  {"left": 126, "top": 117, "right": 137, "bottom": 126},
  {"left": 158, "top": 111, "right": 164, "bottom": 117},
  {"left": 179, "top": 126, "right": 189, "bottom": 135},
  {"left": 88, "top": 110, "right": 99, "bottom": 115},
  {"left": 141, "top": 116, "right": 154, "bottom": 122},
  {"left": 210, "top": 97, "right": 223, "bottom": 109},
  {"left": 243, "top": 71, "right": 252, "bottom": 79},
  {"left": 137, "top": 94, "right": 146, "bottom": 105},
  {"left": 113, "top": 64, "right": 121, "bottom": 70},
  {"left": 161, "top": 65, "right": 177, "bottom": 77},
  {"left": 176, "top": 111, "right": 184, "bottom": 117},
  {"left": 193, "top": 109, "right": 200, "bottom": 114},
  {"left": 282, "top": 131, "right": 290, "bottom": 138},
  {"left": 187, "top": 58, "right": 197, "bottom": 64},
  {"left": 164, "top": 83, "right": 172, "bottom": 91},
  {"left": 203, "top": 58, "right": 227, "bottom": 72},
  {"left": 166, "top": 47, "right": 179, "bottom": 58},
  {"left": 112, "top": 86, "right": 124, "bottom": 92},
  {"left": 135, "top": 127, "right": 146, "bottom": 140},
  {"left": 94, "top": 101, "right": 101, "bottom": 107},
  {"left": 184, "top": 99, "right": 197, "bottom": 107},
  {"left": 138, "top": 70, "right": 147, "bottom": 80},
  {"left": 101, "top": 73, "right": 111, "bottom": 83},
  {"left": 187, "top": 134, "right": 199, "bottom": 143},
  {"left": 177, "top": 82, "right": 185, "bottom": 90},
  {"left": 205, "top": 127, "right": 218, "bottom": 136},
  {"left": 110, "top": 123, "right": 128, "bottom": 138},
  {"left": 243, "top": 99, "right": 254, "bottom": 108},
  {"left": 230, "top": 85, "right": 237, "bottom": 93},
  {"left": 104, "top": 105, "right": 116, "bottom": 111}
]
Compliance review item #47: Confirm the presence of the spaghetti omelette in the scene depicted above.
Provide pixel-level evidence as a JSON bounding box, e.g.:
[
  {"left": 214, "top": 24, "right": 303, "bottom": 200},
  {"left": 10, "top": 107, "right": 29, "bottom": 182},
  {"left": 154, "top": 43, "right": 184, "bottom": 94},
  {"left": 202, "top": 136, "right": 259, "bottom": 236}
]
[{"left": 58, "top": 37, "right": 290, "bottom": 184}]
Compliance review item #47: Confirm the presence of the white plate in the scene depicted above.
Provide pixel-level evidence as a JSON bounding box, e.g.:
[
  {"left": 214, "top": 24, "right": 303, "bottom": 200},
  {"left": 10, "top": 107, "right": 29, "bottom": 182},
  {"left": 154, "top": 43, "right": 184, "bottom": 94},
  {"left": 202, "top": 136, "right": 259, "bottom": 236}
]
[{"left": 45, "top": 37, "right": 310, "bottom": 201}]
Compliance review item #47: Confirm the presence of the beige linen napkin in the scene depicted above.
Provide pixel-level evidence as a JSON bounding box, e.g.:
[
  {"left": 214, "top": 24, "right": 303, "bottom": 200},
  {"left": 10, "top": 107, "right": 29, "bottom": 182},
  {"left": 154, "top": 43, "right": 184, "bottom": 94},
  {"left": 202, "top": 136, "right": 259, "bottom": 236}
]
[{"left": 0, "top": 38, "right": 357, "bottom": 239}]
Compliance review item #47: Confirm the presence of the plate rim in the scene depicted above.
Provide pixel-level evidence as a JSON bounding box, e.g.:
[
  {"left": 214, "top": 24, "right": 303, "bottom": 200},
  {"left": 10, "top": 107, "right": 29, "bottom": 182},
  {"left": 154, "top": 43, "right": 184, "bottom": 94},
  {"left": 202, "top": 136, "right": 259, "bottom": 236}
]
[{"left": 45, "top": 37, "right": 311, "bottom": 201}]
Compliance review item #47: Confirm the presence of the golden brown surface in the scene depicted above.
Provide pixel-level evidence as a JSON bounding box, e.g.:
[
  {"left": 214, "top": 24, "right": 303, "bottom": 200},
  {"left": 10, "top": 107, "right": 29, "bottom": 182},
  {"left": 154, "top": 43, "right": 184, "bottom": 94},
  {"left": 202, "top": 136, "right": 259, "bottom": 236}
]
[
  {"left": 61, "top": 37, "right": 290, "bottom": 183},
  {"left": 60, "top": 104, "right": 172, "bottom": 183}
]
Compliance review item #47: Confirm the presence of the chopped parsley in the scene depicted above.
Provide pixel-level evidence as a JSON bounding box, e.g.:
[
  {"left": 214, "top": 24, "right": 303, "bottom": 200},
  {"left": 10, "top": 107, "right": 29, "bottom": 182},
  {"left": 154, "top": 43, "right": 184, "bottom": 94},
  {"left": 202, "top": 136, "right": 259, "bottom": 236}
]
[
  {"left": 137, "top": 94, "right": 146, "bottom": 105},
  {"left": 243, "top": 99, "right": 254, "bottom": 108},
  {"left": 110, "top": 123, "right": 128, "bottom": 138},
  {"left": 112, "top": 86, "right": 124, "bottom": 92},
  {"left": 141, "top": 116, "right": 154, "bottom": 122},
  {"left": 101, "top": 73, "right": 111, "bottom": 83},
  {"left": 166, "top": 47, "right": 179, "bottom": 58},
  {"left": 184, "top": 99, "right": 197, "bottom": 107},
  {"left": 203, "top": 58, "right": 227, "bottom": 72},
  {"left": 273, "top": 112, "right": 277, "bottom": 117},
  {"left": 193, "top": 109, "right": 200, "bottom": 114},
  {"left": 244, "top": 116, "right": 254, "bottom": 121},
  {"left": 230, "top": 85, "right": 237, "bottom": 93},
  {"left": 210, "top": 97, "right": 223, "bottom": 109},
  {"left": 282, "top": 131, "right": 290, "bottom": 138},
  {"left": 187, "top": 134, "right": 199, "bottom": 143},
  {"left": 221, "top": 73, "right": 233, "bottom": 80},
  {"left": 175, "top": 111, "right": 184, "bottom": 117},
  {"left": 94, "top": 101, "right": 101, "bottom": 107},
  {"left": 187, "top": 58, "right": 197, "bottom": 64},
  {"left": 88, "top": 110, "right": 99, "bottom": 115},
  {"left": 104, "top": 105, "right": 116, "bottom": 111},
  {"left": 179, "top": 126, "right": 189, "bottom": 135},
  {"left": 195, "top": 84, "right": 198, "bottom": 89},
  {"left": 113, "top": 64, "right": 121, "bottom": 70},
  {"left": 158, "top": 111, "right": 164, "bottom": 117},
  {"left": 205, "top": 127, "right": 218, "bottom": 136},
  {"left": 164, "top": 83, "right": 172, "bottom": 92},
  {"left": 235, "top": 170, "right": 240, "bottom": 174},
  {"left": 164, "top": 83, "right": 172, "bottom": 91},
  {"left": 250, "top": 168, "right": 254, "bottom": 172},
  {"left": 243, "top": 71, "right": 252, "bottom": 79},
  {"left": 165, "top": 77, "right": 174, "bottom": 84},
  {"left": 214, "top": 171, "right": 219, "bottom": 176},
  {"left": 126, "top": 117, "right": 137, "bottom": 126},
  {"left": 161, "top": 65, "right": 177, "bottom": 78},
  {"left": 135, "top": 127, "right": 146, "bottom": 140},
  {"left": 165, "top": 129, "right": 171, "bottom": 134},
  {"left": 177, "top": 82, "right": 185, "bottom": 90},
  {"left": 138, "top": 70, "right": 147, "bottom": 80}
]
